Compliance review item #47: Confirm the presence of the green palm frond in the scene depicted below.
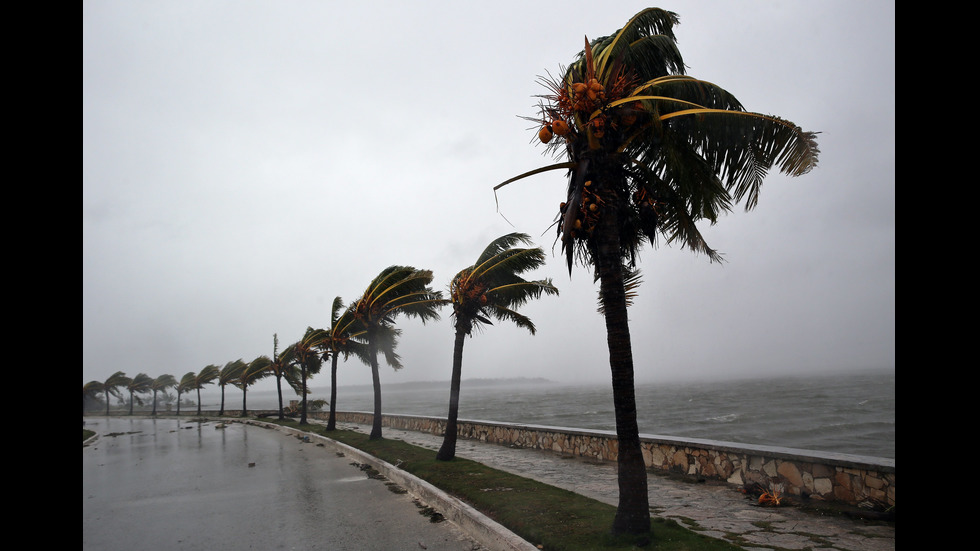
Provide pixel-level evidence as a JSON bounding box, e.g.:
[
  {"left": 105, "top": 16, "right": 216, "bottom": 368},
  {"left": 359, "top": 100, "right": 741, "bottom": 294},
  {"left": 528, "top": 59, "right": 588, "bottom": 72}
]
[
  {"left": 450, "top": 233, "right": 558, "bottom": 336},
  {"left": 151, "top": 374, "right": 177, "bottom": 392}
]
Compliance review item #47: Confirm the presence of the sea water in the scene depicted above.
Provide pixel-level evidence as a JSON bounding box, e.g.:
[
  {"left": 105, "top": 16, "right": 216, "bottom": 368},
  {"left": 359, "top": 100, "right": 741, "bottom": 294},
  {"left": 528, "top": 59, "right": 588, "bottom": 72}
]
[{"left": 197, "top": 368, "right": 894, "bottom": 459}]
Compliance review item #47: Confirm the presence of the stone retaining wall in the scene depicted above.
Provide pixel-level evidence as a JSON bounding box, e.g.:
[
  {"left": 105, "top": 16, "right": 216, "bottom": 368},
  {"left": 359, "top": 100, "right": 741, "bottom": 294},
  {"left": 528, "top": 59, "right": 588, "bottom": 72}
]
[{"left": 310, "top": 411, "right": 895, "bottom": 509}]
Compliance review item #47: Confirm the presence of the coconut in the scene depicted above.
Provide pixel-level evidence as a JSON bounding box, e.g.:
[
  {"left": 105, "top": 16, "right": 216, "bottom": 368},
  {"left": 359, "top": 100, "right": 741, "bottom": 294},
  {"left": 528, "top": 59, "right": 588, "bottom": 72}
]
[
  {"left": 538, "top": 126, "right": 553, "bottom": 143},
  {"left": 552, "top": 120, "right": 570, "bottom": 136}
]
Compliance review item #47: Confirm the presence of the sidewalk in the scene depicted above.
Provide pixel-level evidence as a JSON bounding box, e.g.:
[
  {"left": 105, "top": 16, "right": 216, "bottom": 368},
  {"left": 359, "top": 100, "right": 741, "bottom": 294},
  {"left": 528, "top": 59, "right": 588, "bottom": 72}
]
[{"left": 321, "top": 420, "right": 895, "bottom": 551}]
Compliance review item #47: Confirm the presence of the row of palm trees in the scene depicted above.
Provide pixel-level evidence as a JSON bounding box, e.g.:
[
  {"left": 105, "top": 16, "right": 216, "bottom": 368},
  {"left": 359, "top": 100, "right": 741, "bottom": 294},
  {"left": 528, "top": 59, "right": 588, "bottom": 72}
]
[
  {"left": 83, "top": 232, "right": 559, "bottom": 462},
  {"left": 85, "top": 8, "right": 820, "bottom": 537}
]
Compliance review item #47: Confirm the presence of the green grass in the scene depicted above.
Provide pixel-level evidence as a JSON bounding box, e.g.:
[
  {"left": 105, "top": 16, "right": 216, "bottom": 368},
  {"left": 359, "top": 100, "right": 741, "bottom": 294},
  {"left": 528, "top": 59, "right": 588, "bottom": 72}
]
[{"left": 268, "top": 418, "right": 744, "bottom": 551}]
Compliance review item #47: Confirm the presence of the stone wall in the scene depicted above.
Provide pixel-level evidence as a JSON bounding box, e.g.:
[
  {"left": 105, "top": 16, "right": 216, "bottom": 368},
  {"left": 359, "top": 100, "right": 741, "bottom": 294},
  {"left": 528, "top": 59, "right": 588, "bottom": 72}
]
[{"left": 310, "top": 411, "right": 895, "bottom": 509}]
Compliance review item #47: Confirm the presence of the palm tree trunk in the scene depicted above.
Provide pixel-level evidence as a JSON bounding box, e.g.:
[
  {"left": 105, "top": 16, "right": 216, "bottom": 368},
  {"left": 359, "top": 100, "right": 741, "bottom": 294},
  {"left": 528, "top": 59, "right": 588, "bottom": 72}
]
[
  {"left": 596, "top": 189, "right": 651, "bottom": 536},
  {"left": 327, "top": 354, "right": 339, "bottom": 431},
  {"left": 300, "top": 362, "right": 309, "bottom": 425},
  {"left": 152, "top": 390, "right": 158, "bottom": 416},
  {"left": 129, "top": 391, "right": 135, "bottom": 415},
  {"left": 177, "top": 392, "right": 182, "bottom": 416},
  {"left": 437, "top": 327, "right": 467, "bottom": 460},
  {"left": 276, "top": 375, "right": 284, "bottom": 420},
  {"left": 105, "top": 390, "right": 111, "bottom": 416},
  {"left": 196, "top": 388, "right": 202, "bottom": 415},
  {"left": 242, "top": 387, "right": 248, "bottom": 417},
  {"left": 219, "top": 386, "right": 225, "bottom": 416},
  {"left": 369, "top": 340, "right": 383, "bottom": 440}
]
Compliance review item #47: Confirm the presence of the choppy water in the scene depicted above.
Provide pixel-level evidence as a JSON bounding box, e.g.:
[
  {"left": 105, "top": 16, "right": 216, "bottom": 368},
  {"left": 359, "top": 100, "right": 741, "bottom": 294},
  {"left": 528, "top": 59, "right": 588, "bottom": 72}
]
[{"left": 198, "top": 368, "right": 895, "bottom": 459}]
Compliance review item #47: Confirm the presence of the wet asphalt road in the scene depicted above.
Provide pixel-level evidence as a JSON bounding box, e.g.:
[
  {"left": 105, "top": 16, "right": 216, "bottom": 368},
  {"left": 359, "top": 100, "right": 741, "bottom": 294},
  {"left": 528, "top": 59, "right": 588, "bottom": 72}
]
[{"left": 82, "top": 417, "right": 481, "bottom": 550}]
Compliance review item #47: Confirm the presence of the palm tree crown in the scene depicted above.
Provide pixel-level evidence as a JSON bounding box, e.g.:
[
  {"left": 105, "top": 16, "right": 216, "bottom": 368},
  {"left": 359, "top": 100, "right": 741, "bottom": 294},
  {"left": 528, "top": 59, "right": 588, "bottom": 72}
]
[
  {"left": 500, "top": 7, "right": 819, "bottom": 272},
  {"left": 449, "top": 232, "right": 558, "bottom": 336}
]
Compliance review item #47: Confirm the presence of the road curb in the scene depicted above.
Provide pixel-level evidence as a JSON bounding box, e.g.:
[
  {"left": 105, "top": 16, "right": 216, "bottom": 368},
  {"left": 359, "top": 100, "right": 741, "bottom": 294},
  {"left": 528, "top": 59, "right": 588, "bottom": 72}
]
[{"left": 246, "top": 420, "right": 538, "bottom": 551}]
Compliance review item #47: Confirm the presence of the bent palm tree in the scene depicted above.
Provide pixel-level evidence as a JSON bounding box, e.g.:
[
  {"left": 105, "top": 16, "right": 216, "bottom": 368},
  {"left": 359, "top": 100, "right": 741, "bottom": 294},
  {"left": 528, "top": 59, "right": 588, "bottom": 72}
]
[
  {"left": 350, "top": 266, "right": 445, "bottom": 439},
  {"left": 189, "top": 365, "right": 220, "bottom": 415},
  {"left": 436, "top": 233, "right": 558, "bottom": 461},
  {"left": 83, "top": 381, "right": 103, "bottom": 415},
  {"left": 150, "top": 374, "right": 177, "bottom": 415},
  {"left": 176, "top": 372, "right": 196, "bottom": 416},
  {"left": 125, "top": 373, "right": 154, "bottom": 415},
  {"left": 268, "top": 334, "right": 297, "bottom": 420},
  {"left": 217, "top": 360, "right": 246, "bottom": 416},
  {"left": 289, "top": 328, "right": 326, "bottom": 425},
  {"left": 101, "top": 371, "right": 130, "bottom": 416},
  {"left": 317, "top": 297, "right": 369, "bottom": 430},
  {"left": 497, "top": 8, "right": 819, "bottom": 536},
  {"left": 235, "top": 356, "right": 273, "bottom": 416}
]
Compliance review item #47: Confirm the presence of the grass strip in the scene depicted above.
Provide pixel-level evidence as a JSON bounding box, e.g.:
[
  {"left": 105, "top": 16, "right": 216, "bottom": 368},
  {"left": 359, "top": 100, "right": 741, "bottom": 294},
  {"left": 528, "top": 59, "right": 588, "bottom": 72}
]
[{"left": 268, "top": 419, "right": 743, "bottom": 551}]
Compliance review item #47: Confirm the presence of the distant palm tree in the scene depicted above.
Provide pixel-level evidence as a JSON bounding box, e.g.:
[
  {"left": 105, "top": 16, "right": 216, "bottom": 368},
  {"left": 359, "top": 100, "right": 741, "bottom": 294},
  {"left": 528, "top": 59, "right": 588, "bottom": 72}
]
[
  {"left": 289, "top": 327, "right": 326, "bottom": 425},
  {"left": 150, "top": 374, "right": 177, "bottom": 415},
  {"left": 234, "top": 356, "right": 272, "bottom": 416},
  {"left": 217, "top": 360, "right": 246, "bottom": 416},
  {"left": 188, "top": 365, "right": 221, "bottom": 415},
  {"left": 176, "top": 372, "right": 196, "bottom": 416},
  {"left": 268, "top": 334, "right": 298, "bottom": 420},
  {"left": 497, "top": 8, "right": 819, "bottom": 536},
  {"left": 436, "top": 233, "right": 558, "bottom": 461},
  {"left": 100, "top": 371, "right": 130, "bottom": 416},
  {"left": 83, "top": 381, "right": 103, "bottom": 415},
  {"left": 125, "top": 373, "right": 154, "bottom": 415},
  {"left": 317, "top": 297, "right": 369, "bottom": 430},
  {"left": 350, "top": 265, "right": 446, "bottom": 439}
]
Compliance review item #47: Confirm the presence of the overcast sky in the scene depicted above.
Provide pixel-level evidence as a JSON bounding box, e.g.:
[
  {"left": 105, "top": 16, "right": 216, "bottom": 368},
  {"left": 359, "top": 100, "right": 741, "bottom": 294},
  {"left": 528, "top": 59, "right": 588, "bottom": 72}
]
[{"left": 83, "top": 1, "right": 895, "bottom": 395}]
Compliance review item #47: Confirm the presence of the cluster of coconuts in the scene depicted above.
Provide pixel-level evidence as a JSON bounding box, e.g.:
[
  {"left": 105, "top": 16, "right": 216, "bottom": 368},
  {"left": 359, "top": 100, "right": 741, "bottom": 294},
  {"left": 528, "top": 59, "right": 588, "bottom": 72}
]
[{"left": 539, "top": 78, "right": 606, "bottom": 144}]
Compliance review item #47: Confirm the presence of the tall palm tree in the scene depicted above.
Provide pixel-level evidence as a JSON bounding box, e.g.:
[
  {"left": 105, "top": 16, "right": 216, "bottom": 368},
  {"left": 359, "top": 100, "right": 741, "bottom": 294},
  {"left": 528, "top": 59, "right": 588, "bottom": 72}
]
[
  {"left": 125, "top": 373, "right": 154, "bottom": 415},
  {"left": 234, "top": 356, "right": 272, "bottom": 416},
  {"left": 436, "top": 233, "right": 558, "bottom": 461},
  {"left": 289, "top": 327, "right": 327, "bottom": 425},
  {"left": 83, "top": 381, "right": 103, "bottom": 415},
  {"left": 350, "top": 265, "right": 445, "bottom": 439},
  {"left": 100, "top": 371, "right": 130, "bottom": 416},
  {"left": 217, "top": 360, "right": 246, "bottom": 416},
  {"left": 150, "top": 374, "right": 177, "bottom": 415},
  {"left": 268, "top": 334, "right": 298, "bottom": 420},
  {"left": 188, "top": 365, "right": 220, "bottom": 415},
  {"left": 316, "top": 297, "right": 369, "bottom": 430},
  {"left": 176, "top": 372, "right": 196, "bottom": 416},
  {"left": 497, "top": 8, "right": 819, "bottom": 536}
]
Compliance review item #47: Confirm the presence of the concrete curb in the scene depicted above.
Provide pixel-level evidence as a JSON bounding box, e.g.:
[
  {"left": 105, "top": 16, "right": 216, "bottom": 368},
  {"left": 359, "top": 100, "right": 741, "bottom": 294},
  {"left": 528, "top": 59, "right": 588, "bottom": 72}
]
[{"left": 246, "top": 420, "right": 538, "bottom": 551}]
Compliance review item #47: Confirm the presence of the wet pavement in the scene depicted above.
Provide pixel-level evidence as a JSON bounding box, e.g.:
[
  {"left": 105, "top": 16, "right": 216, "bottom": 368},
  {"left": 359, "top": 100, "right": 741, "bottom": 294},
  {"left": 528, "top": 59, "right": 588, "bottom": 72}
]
[
  {"left": 84, "top": 416, "right": 894, "bottom": 550},
  {"left": 82, "top": 417, "right": 485, "bottom": 550},
  {"left": 328, "top": 420, "right": 895, "bottom": 551}
]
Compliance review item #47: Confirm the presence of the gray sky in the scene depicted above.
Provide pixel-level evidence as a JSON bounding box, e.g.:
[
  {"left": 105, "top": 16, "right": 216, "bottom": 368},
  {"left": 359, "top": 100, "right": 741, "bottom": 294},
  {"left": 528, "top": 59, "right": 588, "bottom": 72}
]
[{"left": 83, "top": 0, "right": 895, "bottom": 394}]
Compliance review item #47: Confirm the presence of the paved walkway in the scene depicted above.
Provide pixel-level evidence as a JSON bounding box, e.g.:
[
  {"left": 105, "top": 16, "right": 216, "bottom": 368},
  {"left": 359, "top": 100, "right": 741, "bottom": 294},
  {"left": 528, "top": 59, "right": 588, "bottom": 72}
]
[{"left": 321, "top": 420, "right": 894, "bottom": 551}]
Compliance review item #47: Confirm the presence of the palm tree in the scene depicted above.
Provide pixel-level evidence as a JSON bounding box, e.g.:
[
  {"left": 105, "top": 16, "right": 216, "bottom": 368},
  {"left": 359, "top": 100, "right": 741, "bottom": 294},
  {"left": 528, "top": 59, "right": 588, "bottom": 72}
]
[
  {"left": 288, "top": 327, "right": 326, "bottom": 425},
  {"left": 268, "top": 334, "right": 298, "bottom": 420},
  {"left": 150, "top": 374, "right": 177, "bottom": 415},
  {"left": 187, "top": 365, "right": 220, "bottom": 415},
  {"left": 234, "top": 356, "right": 272, "bottom": 416},
  {"left": 83, "top": 381, "right": 103, "bottom": 415},
  {"left": 100, "top": 371, "right": 130, "bottom": 416},
  {"left": 436, "top": 233, "right": 558, "bottom": 461},
  {"left": 176, "top": 372, "right": 196, "bottom": 416},
  {"left": 317, "top": 297, "right": 369, "bottom": 430},
  {"left": 350, "top": 265, "right": 445, "bottom": 439},
  {"left": 497, "top": 8, "right": 819, "bottom": 536},
  {"left": 124, "top": 373, "right": 154, "bottom": 415},
  {"left": 217, "top": 360, "right": 246, "bottom": 416}
]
